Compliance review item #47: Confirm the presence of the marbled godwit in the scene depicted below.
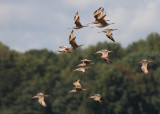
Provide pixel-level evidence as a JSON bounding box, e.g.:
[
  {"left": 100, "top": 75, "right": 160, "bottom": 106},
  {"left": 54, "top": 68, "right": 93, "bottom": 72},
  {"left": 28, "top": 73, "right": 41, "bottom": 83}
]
[{"left": 32, "top": 93, "right": 49, "bottom": 107}]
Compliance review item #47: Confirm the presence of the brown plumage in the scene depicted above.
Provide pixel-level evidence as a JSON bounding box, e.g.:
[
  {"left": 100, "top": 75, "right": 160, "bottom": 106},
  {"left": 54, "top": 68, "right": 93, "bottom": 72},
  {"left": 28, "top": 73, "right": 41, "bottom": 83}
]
[
  {"left": 90, "top": 94, "right": 103, "bottom": 103},
  {"left": 77, "top": 59, "right": 94, "bottom": 67},
  {"left": 73, "top": 79, "right": 82, "bottom": 88},
  {"left": 138, "top": 59, "right": 153, "bottom": 74},
  {"left": 70, "top": 80, "right": 87, "bottom": 93},
  {"left": 69, "top": 87, "right": 87, "bottom": 93},
  {"left": 90, "top": 7, "right": 102, "bottom": 24},
  {"left": 57, "top": 46, "right": 71, "bottom": 53},
  {"left": 95, "top": 49, "right": 113, "bottom": 63},
  {"left": 95, "top": 15, "right": 114, "bottom": 28},
  {"left": 88, "top": 7, "right": 109, "bottom": 25},
  {"left": 97, "top": 8, "right": 104, "bottom": 19},
  {"left": 98, "top": 29, "right": 118, "bottom": 42},
  {"left": 69, "top": 12, "right": 88, "bottom": 29},
  {"left": 69, "top": 30, "right": 83, "bottom": 50},
  {"left": 93, "top": 7, "right": 102, "bottom": 20},
  {"left": 32, "top": 93, "right": 49, "bottom": 107},
  {"left": 74, "top": 12, "right": 79, "bottom": 22},
  {"left": 73, "top": 67, "right": 90, "bottom": 73}
]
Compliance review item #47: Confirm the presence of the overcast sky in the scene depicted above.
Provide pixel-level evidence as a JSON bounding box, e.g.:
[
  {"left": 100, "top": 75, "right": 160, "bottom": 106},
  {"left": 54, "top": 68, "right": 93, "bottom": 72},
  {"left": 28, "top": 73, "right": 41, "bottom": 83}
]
[{"left": 0, "top": 0, "right": 160, "bottom": 52}]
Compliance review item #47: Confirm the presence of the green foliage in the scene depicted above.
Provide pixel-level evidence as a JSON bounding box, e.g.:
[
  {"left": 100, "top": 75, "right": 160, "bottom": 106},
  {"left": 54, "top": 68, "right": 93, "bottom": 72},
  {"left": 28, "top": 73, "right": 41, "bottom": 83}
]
[{"left": 0, "top": 32, "right": 160, "bottom": 114}]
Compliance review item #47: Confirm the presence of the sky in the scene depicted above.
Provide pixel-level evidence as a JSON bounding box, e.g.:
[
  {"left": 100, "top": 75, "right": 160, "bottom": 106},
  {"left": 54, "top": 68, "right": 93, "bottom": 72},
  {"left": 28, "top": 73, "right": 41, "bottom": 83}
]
[{"left": 0, "top": 0, "right": 160, "bottom": 52}]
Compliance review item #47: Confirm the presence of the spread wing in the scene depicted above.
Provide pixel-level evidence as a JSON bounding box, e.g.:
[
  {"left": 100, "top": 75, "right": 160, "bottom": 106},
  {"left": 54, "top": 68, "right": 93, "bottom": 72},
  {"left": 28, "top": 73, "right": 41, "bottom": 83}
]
[
  {"left": 141, "top": 63, "right": 148, "bottom": 74},
  {"left": 73, "top": 80, "right": 82, "bottom": 88},
  {"left": 104, "top": 57, "right": 112, "bottom": 63},
  {"left": 69, "top": 38, "right": 78, "bottom": 49},
  {"left": 69, "top": 31, "right": 78, "bottom": 49},
  {"left": 75, "top": 17, "right": 82, "bottom": 27},
  {"left": 98, "top": 15, "right": 107, "bottom": 25},
  {"left": 94, "top": 7, "right": 102, "bottom": 19},
  {"left": 69, "top": 30, "right": 74, "bottom": 41},
  {"left": 39, "top": 97, "right": 46, "bottom": 107},
  {"left": 98, "top": 8, "right": 104, "bottom": 19},
  {"left": 106, "top": 34, "right": 115, "bottom": 42},
  {"left": 74, "top": 12, "right": 79, "bottom": 22}
]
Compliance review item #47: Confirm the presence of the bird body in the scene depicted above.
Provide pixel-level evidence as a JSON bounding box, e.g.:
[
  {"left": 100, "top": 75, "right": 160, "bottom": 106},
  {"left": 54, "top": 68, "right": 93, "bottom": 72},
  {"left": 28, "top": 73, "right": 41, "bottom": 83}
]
[
  {"left": 90, "top": 94, "right": 103, "bottom": 103},
  {"left": 77, "top": 59, "right": 94, "bottom": 67},
  {"left": 69, "top": 30, "right": 84, "bottom": 50},
  {"left": 95, "top": 15, "right": 114, "bottom": 28},
  {"left": 69, "top": 12, "right": 88, "bottom": 29},
  {"left": 73, "top": 67, "right": 90, "bottom": 73},
  {"left": 57, "top": 46, "right": 71, "bottom": 53},
  {"left": 138, "top": 60, "right": 153, "bottom": 74},
  {"left": 69, "top": 87, "right": 87, "bottom": 93},
  {"left": 95, "top": 49, "right": 113, "bottom": 63},
  {"left": 70, "top": 79, "right": 87, "bottom": 93},
  {"left": 88, "top": 7, "right": 109, "bottom": 25},
  {"left": 32, "top": 93, "right": 49, "bottom": 107},
  {"left": 98, "top": 29, "right": 118, "bottom": 42},
  {"left": 73, "top": 79, "right": 82, "bottom": 88}
]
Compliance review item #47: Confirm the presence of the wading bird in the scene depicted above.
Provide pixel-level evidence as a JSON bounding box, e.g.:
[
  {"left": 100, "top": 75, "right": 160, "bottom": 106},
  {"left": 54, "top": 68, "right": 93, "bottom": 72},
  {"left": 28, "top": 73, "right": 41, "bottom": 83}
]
[
  {"left": 73, "top": 79, "right": 82, "bottom": 88},
  {"left": 77, "top": 59, "right": 94, "bottom": 67},
  {"left": 69, "top": 87, "right": 87, "bottom": 93},
  {"left": 69, "top": 12, "right": 88, "bottom": 29},
  {"left": 57, "top": 46, "right": 71, "bottom": 53},
  {"left": 87, "top": 7, "right": 102, "bottom": 25},
  {"left": 90, "top": 94, "right": 103, "bottom": 103},
  {"left": 73, "top": 67, "right": 90, "bottom": 73},
  {"left": 70, "top": 80, "right": 87, "bottom": 93},
  {"left": 88, "top": 7, "right": 109, "bottom": 25},
  {"left": 94, "top": 15, "right": 114, "bottom": 28},
  {"left": 32, "top": 93, "right": 49, "bottom": 107},
  {"left": 138, "top": 59, "right": 153, "bottom": 74},
  {"left": 69, "top": 30, "right": 84, "bottom": 50},
  {"left": 95, "top": 49, "right": 113, "bottom": 63},
  {"left": 98, "top": 29, "right": 118, "bottom": 42}
]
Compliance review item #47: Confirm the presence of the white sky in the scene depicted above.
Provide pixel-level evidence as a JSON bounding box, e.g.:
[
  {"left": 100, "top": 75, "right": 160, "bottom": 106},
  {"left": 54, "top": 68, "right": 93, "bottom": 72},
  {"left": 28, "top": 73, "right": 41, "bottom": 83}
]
[{"left": 0, "top": 0, "right": 160, "bottom": 52}]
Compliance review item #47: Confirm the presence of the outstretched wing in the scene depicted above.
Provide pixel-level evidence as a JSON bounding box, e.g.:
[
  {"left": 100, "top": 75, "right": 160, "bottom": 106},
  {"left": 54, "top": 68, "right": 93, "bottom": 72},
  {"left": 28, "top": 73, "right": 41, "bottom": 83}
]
[
  {"left": 104, "top": 57, "right": 112, "bottom": 63},
  {"left": 69, "top": 30, "right": 74, "bottom": 41},
  {"left": 98, "top": 15, "right": 107, "bottom": 25},
  {"left": 106, "top": 33, "right": 115, "bottom": 42},
  {"left": 39, "top": 97, "right": 46, "bottom": 107},
  {"left": 69, "top": 38, "right": 78, "bottom": 49},
  {"left": 75, "top": 16, "right": 82, "bottom": 27},
  {"left": 98, "top": 8, "right": 104, "bottom": 19},
  {"left": 94, "top": 7, "right": 102, "bottom": 19},
  {"left": 74, "top": 12, "right": 79, "bottom": 22},
  {"left": 73, "top": 80, "right": 82, "bottom": 88}
]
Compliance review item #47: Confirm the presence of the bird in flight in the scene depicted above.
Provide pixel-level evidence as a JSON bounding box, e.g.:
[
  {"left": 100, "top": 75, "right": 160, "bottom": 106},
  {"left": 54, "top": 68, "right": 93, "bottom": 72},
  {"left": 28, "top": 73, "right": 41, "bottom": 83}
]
[
  {"left": 73, "top": 78, "right": 82, "bottom": 88},
  {"left": 69, "top": 12, "right": 88, "bottom": 29},
  {"left": 90, "top": 94, "right": 103, "bottom": 103},
  {"left": 57, "top": 46, "right": 71, "bottom": 53},
  {"left": 69, "top": 30, "right": 84, "bottom": 50},
  {"left": 70, "top": 79, "right": 87, "bottom": 93},
  {"left": 98, "top": 29, "right": 118, "bottom": 42},
  {"left": 137, "top": 59, "right": 153, "bottom": 74},
  {"left": 88, "top": 7, "right": 109, "bottom": 25},
  {"left": 73, "top": 67, "right": 90, "bottom": 73},
  {"left": 77, "top": 59, "right": 94, "bottom": 67},
  {"left": 32, "top": 93, "right": 49, "bottom": 107},
  {"left": 95, "top": 14, "right": 114, "bottom": 28},
  {"left": 69, "top": 87, "right": 87, "bottom": 93},
  {"left": 95, "top": 49, "right": 113, "bottom": 63}
]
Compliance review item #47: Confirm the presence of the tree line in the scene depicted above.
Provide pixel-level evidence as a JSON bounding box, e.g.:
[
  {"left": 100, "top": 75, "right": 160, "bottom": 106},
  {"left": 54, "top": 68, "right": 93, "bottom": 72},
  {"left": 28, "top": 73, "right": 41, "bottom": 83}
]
[{"left": 0, "top": 32, "right": 160, "bottom": 114}]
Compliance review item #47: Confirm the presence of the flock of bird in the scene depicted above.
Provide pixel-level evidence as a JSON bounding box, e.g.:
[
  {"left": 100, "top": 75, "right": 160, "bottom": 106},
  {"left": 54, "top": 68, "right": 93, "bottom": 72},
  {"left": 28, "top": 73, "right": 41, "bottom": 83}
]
[{"left": 32, "top": 7, "right": 153, "bottom": 107}]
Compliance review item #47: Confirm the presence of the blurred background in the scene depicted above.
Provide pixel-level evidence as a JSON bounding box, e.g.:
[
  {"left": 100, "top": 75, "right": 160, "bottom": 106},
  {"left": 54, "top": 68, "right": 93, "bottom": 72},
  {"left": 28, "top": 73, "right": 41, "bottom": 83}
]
[{"left": 0, "top": 0, "right": 160, "bottom": 114}]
